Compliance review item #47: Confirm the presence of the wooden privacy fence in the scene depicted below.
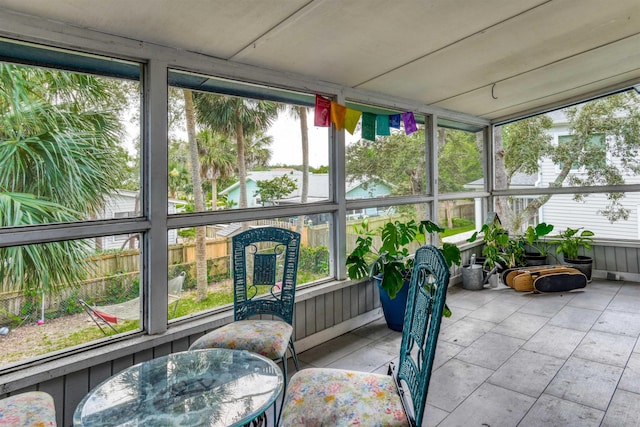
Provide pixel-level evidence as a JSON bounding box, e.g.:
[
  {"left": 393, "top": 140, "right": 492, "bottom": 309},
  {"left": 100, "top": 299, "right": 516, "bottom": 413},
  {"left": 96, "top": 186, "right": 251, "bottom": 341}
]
[{"left": 0, "top": 237, "right": 232, "bottom": 320}]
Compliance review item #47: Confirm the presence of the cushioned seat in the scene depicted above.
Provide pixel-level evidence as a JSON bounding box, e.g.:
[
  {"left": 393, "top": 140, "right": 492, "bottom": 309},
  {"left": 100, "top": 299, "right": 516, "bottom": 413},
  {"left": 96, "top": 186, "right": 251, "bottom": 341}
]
[
  {"left": 0, "top": 391, "right": 57, "bottom": 427},
  {"left": 190, "top": 319, "right": 292, "bottom": 360},
  {"left": 281, "top": 368, "right": 408, "bottom": 426}
]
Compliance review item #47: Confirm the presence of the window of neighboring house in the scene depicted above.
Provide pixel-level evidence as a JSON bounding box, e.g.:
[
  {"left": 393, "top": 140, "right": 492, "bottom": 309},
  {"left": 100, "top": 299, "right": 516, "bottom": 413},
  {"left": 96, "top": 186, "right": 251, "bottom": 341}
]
[
  {"left": 558, "top": 134, "right": 606, "bottom": 170},
  {"left": 114, "top": 211, "right": 137, "bottom": 218}
]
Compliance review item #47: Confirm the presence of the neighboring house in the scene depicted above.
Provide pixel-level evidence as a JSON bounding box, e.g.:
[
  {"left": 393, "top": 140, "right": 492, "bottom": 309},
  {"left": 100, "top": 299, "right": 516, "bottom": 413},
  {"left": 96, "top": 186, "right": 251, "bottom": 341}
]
[
  {"left": 220, "top": 169, "right": 392, "bottom": 209},
  {"left": 538, "top": 110, "right": 640, "bottom": 240},
  {"left": 96, "top": 190, "right": 182, "bottom": 250},
  {"left": 466, "top": 109, "right": 640, "bottom": 239},
  {"left": 218, "top": 169, "right": 393, "bottom": 230}
]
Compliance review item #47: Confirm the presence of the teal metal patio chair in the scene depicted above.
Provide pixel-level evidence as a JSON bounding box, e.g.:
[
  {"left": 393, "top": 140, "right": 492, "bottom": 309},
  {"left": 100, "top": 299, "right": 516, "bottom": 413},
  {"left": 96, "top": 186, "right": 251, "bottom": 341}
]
[
  {"left": 189, "top": 227, "right": 301, "bottom": 423},
  {"left": 279, "top": 244, "right": 450, "bottom": 427}
]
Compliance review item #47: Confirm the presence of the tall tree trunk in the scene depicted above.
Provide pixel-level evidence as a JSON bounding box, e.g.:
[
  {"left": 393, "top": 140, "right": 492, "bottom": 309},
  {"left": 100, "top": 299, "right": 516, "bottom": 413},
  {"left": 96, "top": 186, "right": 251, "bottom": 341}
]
[
  {"left": 297, "top": 107, "right": 309, "bottom": 233},
  {"left": 445, "top": 200, "right": 453, "bottom": 229},
  {"left": 210, "top": 176, "right": 218, "bottom": 211},
  {"left": 183, "top": 89, "right": 208, "bottom": 301},
  {"left": 235, "top": 120, "right": 248, "bottom": 209}
]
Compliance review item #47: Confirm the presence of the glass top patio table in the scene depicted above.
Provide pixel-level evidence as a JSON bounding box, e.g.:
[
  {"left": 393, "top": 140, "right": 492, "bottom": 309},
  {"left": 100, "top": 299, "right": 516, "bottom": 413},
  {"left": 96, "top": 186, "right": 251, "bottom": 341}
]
[{"left": 73, "top": 348, "right": 283, "bottom": 426}]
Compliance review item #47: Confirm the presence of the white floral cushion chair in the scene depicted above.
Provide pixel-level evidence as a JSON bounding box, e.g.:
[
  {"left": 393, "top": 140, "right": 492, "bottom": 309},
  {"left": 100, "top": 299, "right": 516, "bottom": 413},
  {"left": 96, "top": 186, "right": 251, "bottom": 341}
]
[
  {"left": 190, "top": 227, "right": 301, "bottom": 424},
  {"left": 0, "top": 391, "right": 57, "bottom": 427},
  {"left": 279, "top": 245, "right": 450, "bottom": 427}
]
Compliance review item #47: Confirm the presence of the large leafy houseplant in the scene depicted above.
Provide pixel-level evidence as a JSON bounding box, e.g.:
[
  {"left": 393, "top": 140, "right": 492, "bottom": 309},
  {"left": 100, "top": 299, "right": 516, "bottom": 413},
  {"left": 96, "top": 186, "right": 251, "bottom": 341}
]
[
  {"left": 553, "top": 227, "right": 594, "bottom": 260},
  {"left": 522, "top": 222, "right": 554, "bottom": 256},
  {"left": 346, "top": 218, "right": 461, "bottom": 300}
]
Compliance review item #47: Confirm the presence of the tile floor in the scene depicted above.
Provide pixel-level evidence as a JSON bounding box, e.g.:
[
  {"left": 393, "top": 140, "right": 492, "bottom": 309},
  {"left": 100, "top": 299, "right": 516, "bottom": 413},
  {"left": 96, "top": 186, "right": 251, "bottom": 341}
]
[{"left": 276, "top": 278, "right": 640, "bottom": 426}]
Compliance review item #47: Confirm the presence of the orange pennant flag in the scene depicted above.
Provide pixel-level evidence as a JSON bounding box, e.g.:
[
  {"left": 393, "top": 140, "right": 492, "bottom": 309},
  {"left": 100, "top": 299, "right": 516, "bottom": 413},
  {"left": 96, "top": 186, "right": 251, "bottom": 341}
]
[
  {"left": 344, "top": 108, "right": 362, "bottom": 135},
  {"left": 330, "top": 101, "right": 347, "bottom": 131}
]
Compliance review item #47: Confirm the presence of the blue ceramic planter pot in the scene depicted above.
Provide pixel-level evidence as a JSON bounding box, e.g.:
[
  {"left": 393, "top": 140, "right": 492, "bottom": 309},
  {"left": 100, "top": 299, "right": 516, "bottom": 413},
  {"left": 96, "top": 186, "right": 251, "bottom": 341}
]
[{"left": 374, "top": 276, "right": 409, "bottom": 332}]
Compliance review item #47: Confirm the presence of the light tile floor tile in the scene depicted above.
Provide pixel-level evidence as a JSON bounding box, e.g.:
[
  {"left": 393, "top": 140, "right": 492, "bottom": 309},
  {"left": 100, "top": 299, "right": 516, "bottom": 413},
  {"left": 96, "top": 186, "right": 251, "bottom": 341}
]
[
  {"left": 426, "top": 358, "right": 494, "bottom": 412},
  {"left": 438, "top": 383, "right": 534, "bottom": 427},
  {"left": 455, "top": 332, "right": 524, "bottom": 370},
  {"left": 573, "top": 330, "right": 636, "bottom": 367},
  {"left": 487, "top": 349, "right": 565, "bottom": 398},
  {"left": 517, "top": 294, "right": 569, "bottom": 317},
  {"left": 545, "top": 356, "right": 623, "bottom": 410},
  {"left": 522, "top": 324, "right": 586, "bottom": 359},
  {"left": 601, "top": 389, "right": 640, "bottom": 427},
  {"left": 618, "top": 351, "right": 640, "bottom": 394},
  {"left": 490, "top": 311, "right": 549, "bottom": 340},
  {"left": 592, "top": 310, "right": 640, "bottom": 337},
  {"left": 568, "top": 289, "right": 615, "bottom": 310},
  {"left": 548, "top": 305, "right": 602, "bottom": 331},
  {"left": 518, "top": 393, "right": 604, "bottom": 427},
  {"left": 438, "top": 317, "right": 496, "bottom": 347}
]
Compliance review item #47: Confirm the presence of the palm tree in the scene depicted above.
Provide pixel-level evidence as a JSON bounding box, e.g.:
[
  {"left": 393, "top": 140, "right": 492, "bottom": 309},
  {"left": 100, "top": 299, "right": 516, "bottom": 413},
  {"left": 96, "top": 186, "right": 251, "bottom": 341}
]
[
  {"left": 197, "top": 129, "right": 235, "bottom": 210},
  {"left": 289, "top": 106, "right": 309, "bottom": 232},
  {"left": 193, "top": 93, "right": 280, "bottom": 208},
  {"left": 183, "top": 89, "right": 208, "bottom": 301},
  {"left": 0, "top": 63, "right": 128, "bottom": 295},
  {"left": 243, "top": 131, "right": 273, "bottom": 170}
]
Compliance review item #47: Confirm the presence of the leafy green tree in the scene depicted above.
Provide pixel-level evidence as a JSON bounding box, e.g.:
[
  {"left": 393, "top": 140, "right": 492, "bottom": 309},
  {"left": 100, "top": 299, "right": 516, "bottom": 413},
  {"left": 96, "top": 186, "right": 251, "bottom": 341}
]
[
  {"left": 495, "top": 90, "right": 640, "bottom": 231},
  {"left": 438, "top": 129, "right": 483, "bottom": 193},
  {"left": 346, "top": 130, "right": 425, "bottom": 195},
  {"left": 437, "top": 128, "right": 483, "bottom": 227},
  {"left": 255, "top": 174, "right": 298, "bottom": 206},
  {"left": 0, "top": 63, "right": 129, "bottom": 295}
]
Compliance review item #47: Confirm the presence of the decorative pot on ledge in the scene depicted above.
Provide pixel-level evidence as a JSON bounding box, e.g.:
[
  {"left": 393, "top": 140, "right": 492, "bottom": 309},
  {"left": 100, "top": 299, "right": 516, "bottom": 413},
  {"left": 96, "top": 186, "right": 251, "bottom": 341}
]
[{"left": 564, "top": 256, "right": 593, "bottom": 282}]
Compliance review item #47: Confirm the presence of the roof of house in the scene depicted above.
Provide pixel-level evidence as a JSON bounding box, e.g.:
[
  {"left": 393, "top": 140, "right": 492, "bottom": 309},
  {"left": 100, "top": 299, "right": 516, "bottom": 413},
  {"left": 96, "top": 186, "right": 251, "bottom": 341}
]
[{"left": 220, "top": 170, "right": 391, "bottom": 203}]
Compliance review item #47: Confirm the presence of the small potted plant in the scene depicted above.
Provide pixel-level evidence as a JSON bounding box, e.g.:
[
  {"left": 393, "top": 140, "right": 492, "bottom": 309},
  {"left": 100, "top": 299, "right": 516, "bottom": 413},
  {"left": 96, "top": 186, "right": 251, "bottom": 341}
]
[
  {"left": 466, "top": 220, "right": 511, "bottom": 286},
  {"left": 346, "top": 218, "right": 461, "bottom": 330},
  {"left": 521, "top": 222, "right": 554, "bottom": 266},
  {"left": 552, "top": 227, "right": 594, "bottom": 281}
]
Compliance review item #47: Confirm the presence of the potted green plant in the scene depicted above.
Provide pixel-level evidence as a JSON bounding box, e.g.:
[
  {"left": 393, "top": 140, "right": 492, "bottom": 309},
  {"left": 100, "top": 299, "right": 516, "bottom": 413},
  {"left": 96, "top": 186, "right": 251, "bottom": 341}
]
[
  {"left": 346, "top": 218, "right": 461, "bottom": 330},
  {"left": 466, "top": 221, "right": 510, "bottom": 276},
  {"left": 521, "top": 222, "right": 554, "bottom": 266},
  {"left": 552, "top": 227, "right": 594, "bottom": 281}
]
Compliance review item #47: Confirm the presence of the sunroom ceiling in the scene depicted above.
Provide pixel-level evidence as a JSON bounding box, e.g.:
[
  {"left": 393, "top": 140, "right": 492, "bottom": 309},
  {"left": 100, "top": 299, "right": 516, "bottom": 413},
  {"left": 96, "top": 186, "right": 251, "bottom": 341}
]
[{"left": 0, "top": 0, "right": 639, "bottom": 123}]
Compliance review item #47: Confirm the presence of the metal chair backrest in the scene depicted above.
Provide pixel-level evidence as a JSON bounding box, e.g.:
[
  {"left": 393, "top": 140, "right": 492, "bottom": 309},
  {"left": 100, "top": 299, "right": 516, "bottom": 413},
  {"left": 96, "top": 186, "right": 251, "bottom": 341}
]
[
  {"left": 231, "top": 227, "right": 301, "bottom": 324},
  {"left": 395, "top": 245, "right": 450, "bottom": 427}
]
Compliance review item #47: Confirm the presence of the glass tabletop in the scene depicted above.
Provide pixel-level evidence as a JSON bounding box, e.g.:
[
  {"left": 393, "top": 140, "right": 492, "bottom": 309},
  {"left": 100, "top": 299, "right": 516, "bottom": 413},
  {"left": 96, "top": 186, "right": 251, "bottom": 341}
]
[{"left": 73, "top": 348, "right": 284, "bottom": 426}]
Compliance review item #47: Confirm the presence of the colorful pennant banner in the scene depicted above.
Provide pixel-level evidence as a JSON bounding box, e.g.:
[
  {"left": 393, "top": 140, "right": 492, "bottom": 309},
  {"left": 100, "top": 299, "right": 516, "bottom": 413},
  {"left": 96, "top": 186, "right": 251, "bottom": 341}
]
[{"left": 314, "top": 94, "right": 418, "bottom": 140}]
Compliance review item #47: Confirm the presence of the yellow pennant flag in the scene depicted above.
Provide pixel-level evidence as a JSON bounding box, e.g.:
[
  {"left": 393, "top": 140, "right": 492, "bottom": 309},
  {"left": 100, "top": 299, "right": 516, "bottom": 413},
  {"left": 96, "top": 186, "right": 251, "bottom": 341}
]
[
  {"left": 344, "top": 108, "right": 362, "bottom": 134},
  {"left": 330, "top": 101, "right": 347, "bottom": 131}
]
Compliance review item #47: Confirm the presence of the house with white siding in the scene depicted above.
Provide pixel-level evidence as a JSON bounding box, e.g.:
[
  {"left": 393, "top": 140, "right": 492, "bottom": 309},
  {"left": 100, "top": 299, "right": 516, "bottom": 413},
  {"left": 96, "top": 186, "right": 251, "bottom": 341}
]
[
  {"left": 97, "top": 190, "right": 183, "bottom": 249},
  {"left": 538, "top": 110, "right": 640, "bottom": 240}
]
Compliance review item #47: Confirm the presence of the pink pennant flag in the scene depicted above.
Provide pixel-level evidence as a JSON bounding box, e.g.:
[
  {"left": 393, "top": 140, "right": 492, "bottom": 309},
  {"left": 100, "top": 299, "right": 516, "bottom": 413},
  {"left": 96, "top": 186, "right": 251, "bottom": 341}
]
[
  {"left": 314, "top": 95, "right": 331, "bottom": 127},
  {"left": 402, "top": 111, "right": 418, "bottom": 135},
  {"left": 330, "top": 101, "right": 347, "bottom": 131},
  {"left": 344, "top": 108, "right": 362, "bottom": 134}
]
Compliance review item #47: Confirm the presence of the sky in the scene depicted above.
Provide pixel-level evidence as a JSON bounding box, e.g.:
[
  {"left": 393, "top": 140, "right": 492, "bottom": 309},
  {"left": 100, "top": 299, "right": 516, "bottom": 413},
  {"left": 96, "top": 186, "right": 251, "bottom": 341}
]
[
  {"left": 125, "top": 108, "right": 360, "bottom": 169},
  {"left": 266, "top": 113, "right": 329, "bottom": 168}
]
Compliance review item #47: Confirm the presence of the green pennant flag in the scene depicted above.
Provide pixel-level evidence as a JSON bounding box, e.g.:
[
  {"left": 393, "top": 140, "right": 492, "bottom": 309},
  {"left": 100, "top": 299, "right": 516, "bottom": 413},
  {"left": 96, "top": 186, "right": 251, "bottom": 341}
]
[
  {"left": 362, "top": 112, "right": 376, "bottom": 141},
  {"left": 376, "top": 115, "right": 390, "bottom": 136}
]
